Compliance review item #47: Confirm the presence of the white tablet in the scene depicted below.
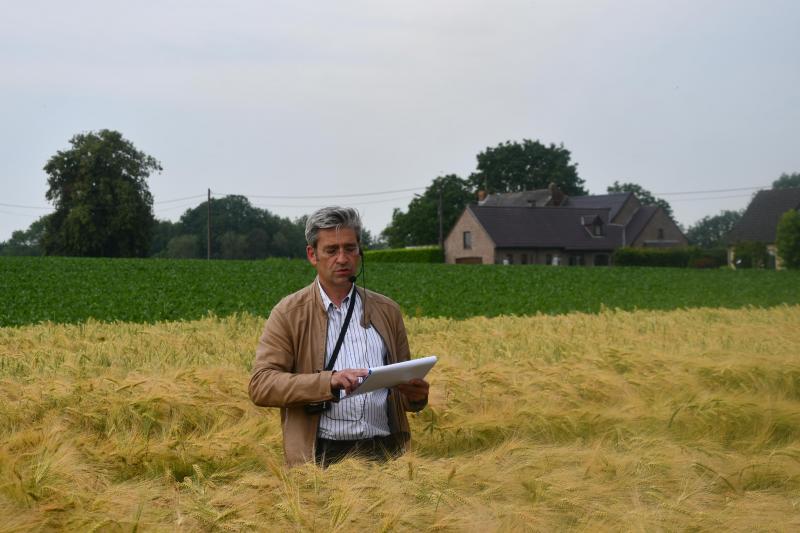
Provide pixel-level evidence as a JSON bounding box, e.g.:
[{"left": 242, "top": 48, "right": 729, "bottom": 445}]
[{"left": 346, "top": 355, "right": 437, "bottom": 398}]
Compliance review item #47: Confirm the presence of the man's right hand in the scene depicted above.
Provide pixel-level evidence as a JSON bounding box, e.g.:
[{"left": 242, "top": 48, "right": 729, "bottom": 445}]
[{"left": 330, "top": 368, "right": 369, "bottom": 395}]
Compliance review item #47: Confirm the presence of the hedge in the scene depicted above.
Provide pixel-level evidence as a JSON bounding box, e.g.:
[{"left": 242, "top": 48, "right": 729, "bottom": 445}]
[
  {"left": 612, "top": 246, "right": 727, "bottom": 268},
  {"left": 364, "top": 246, "right": 444, "bottom": 263}
]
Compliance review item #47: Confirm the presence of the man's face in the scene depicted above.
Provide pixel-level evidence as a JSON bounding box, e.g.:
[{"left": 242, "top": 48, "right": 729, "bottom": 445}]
[{"left": 307, "top": 227, "right": 360, "bottom": 292}]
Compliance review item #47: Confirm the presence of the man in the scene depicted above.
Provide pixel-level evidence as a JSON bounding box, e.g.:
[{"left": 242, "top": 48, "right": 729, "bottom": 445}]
[{"left": 249, "top": 206, "right": 429, "bottom": 466}]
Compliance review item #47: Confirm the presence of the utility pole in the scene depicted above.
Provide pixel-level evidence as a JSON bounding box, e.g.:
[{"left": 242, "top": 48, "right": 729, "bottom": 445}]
[
  {"left": 437, "top": 184, "right": 443, "bottom": 248},
  {"left": 207, "top": 188, "right": 211, "bottom": 260}
]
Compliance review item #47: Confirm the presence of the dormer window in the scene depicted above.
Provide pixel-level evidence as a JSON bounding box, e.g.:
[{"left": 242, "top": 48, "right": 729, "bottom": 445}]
[{"left": 582, "top": 215, "right": 604, "bottom": 237}]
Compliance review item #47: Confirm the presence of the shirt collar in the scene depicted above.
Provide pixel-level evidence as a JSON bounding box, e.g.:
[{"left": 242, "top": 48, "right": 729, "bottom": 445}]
[{"left": 317, "top": 279, "right": 355, "bottom": 311}]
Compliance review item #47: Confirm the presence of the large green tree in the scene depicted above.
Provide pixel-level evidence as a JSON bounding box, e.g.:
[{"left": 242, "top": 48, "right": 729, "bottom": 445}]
[
  {"left": 382, "top": 175, "right": 474, "bottom": 248},
  {"left": 607, "top": 181, "right": 674, "bottom": 218},
  {"left": 776, "top": 209, "right": 800, "bottom": 269},
  {"left": 772, "top": 172, "right": 800, "bottom": 189},
  {"left": 42, "top": 130, "right": 161, "bottom": 257},
  {"left": 685, "top": 209, "right": 743, "bottom": 249},
  {"left": 470, "top": 139, "right": 586, "bottom": 195}
]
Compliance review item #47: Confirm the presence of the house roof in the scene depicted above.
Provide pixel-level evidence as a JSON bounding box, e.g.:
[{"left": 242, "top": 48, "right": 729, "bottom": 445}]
[
  {"left": 624, "top": 205, "right": 658, "bottom": 244},
  {"left": 469, "top": 205, "right": 623, "bottom": 250},
  {"left": 482, "top": 190, "right": 634, "bottom": 222},
  {"left": 727, "top": 187, "right": 800, "bottom": 244},
  {"left": 564, "top": 193, "right": 632, "bottom": 222}
]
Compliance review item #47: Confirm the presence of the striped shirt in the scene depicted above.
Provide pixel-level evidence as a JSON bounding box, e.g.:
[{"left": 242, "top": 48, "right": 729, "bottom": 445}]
[{"left": 317, "top": 281, "right": 391, "bottom": 440}]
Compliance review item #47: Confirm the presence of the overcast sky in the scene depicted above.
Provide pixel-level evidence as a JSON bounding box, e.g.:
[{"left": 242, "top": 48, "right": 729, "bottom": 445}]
[{"left": 1, "top": 0, "right": 798, "bottom": 242}]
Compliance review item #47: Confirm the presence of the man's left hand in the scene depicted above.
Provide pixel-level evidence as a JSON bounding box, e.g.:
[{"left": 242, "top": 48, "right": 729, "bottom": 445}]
[{"left": 394, "top": 378, "right": 429, "bottom": 403}]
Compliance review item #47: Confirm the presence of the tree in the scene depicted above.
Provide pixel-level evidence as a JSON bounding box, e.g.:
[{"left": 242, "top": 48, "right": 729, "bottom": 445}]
[
  {"left": 685, "top": 209, "right": 743, "bottom": 249},
  {"left": 382, "top": 174, "right": 474, "bottom": 248},
  {"left": 42, "top": 130, "right": 161, "bottom": 257},
  {"left": 178, "top": 195, "right": 306, "bottom": 259},
  {"left": 150, "top": 219, "right": 182, "bottom": 257},
  {"left": 772, "top": 172, "right": 800, "bottom": 190},
  {"left": 607, "top": 181, "right": 673, "bottom": 218},
  {"left": 0, "top": 215, "right": 49, "bottom": 256},
  {"left": 469, "top": 139, "right": 587, "bottom": 196},
  {"left": 219, "top": 231, "right": 248, "bottom": 259},
  {"left": 776, "top": 209, "right": 800, "bottom": 269},
  {"left": 165, "top": 235, "right": 200, "bottom": 259}
]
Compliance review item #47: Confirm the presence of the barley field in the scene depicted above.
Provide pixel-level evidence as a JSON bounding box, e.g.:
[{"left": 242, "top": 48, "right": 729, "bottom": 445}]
[{"left": 1, "top": 306, "right": 799, "bottom": 531}]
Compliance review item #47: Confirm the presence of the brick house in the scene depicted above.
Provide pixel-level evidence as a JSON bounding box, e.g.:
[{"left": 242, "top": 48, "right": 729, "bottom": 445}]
[
  {"left": 444, "top": 188, "right": 687, "bottom": 265},
  {"left": 725, "top": 187, "right": 800, "bottom": 269}
]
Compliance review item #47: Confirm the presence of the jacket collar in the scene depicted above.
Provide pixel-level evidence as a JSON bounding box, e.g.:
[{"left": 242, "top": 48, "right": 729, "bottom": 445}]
[{"left": 308, "top": 277, "right": 372, "bottom": 328}]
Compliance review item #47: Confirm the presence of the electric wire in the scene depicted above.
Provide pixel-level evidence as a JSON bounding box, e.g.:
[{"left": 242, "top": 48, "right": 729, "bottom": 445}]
[
  {"left": 211, "top": 185, "right": 427, "bottom": 199},
  {"left": 653, "top": 185, "right": 769, "bottom": 196}
]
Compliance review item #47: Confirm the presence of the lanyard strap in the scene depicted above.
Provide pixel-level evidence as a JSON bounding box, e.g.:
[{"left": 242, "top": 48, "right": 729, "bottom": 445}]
[{"left": 324, "top": 289, "right": 357, "bottom": 372}]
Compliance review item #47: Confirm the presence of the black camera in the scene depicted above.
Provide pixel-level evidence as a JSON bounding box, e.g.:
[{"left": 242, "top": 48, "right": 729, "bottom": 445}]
[{"left": 304, "top": 401, "right": 331, "bottom": 414}]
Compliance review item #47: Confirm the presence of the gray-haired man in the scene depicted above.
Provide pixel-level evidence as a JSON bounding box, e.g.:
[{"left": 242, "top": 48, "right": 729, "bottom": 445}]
[{"left": 249, "top": 206, "right": 429, "bottom": 466}]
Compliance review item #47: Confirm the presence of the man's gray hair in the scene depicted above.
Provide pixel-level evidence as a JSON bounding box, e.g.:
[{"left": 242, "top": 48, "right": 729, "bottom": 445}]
[{"left": 305, "top": 206, "right": 363, "bottom": 248}]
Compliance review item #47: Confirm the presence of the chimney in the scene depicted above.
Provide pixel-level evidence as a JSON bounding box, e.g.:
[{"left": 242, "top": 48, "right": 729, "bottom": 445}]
[
  {"left": 548, "top": 182, "right": 565, "bottom": 206},
  {"left": 477, "top": 190, "right": 487, "bottom": 203}
]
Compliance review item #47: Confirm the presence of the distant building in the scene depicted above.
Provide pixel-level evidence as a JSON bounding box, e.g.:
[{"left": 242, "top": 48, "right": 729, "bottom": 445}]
[
  {"left": 725, "top": 187, "right": 800, "bottom": 269},
  {"left": 444, "top": 186, "right": 687, "bottom": 265}
]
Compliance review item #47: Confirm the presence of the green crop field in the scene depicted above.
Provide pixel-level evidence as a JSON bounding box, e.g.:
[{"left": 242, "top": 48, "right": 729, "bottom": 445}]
[{"left": 1, "top": 256, "right": 799, "bottom": 326}]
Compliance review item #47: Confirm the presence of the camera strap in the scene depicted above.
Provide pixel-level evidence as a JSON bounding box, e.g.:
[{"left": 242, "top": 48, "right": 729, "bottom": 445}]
[{"left": 324, "top": 288, "right": 357, "bottom": 372}]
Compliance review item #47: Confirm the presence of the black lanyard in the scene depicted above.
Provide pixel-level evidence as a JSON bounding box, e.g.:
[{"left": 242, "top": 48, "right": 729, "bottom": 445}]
[{"left": 324, "top": 289, "right": 357, "bottom": 372}]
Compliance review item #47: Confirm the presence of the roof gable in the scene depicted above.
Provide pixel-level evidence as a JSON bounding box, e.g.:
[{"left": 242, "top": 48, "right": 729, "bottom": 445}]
[
  {"left": 624, "top": 205, "right": 659, "bottom": 243},
  {"left": 565, "top": 193, "right": 632, "bottom": 221}
]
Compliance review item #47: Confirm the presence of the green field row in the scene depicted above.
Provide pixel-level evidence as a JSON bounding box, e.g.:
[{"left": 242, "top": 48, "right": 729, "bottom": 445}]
[{"left": 1, "top": 256, "right": 799, "bottom": 326}]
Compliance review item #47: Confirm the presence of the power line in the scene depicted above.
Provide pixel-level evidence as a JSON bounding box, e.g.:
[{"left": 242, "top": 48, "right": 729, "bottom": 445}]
[
  {"left": 1, "top": 193, "right": 208, "bottom": 211},
  {"left": 153, "top": 194, "right": 207, "bottom": 205},
  {"left": 250, "top": 193, "right": 417, "bottom": 210},
  {"left": 668, "top": 193, "right": 756, "bottom": 202},
  {"left": 154, "top": 201, "right": 205, "bottom": 214},
  {"left": 0, "top": 202, "right": 51, "bottom": 210},
  {"left": 0, "top": 209, "right": 45, "bottom": 218},
  {"left": 653, "top": 185, "right": 768, "bottom": 196},
  {"left": 212, "top": 185, "right": 427, "bottom": 200}
]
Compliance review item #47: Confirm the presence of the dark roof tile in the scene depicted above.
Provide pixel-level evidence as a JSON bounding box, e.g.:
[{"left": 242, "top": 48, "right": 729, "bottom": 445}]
[
  {"left": 727, "top": 188, "right": 800, "bottom": 243},
  {"left": 565, "top": 193, "right": 632, "bottom": 221},
  {"left": 470, "top": 205, "right": 622, "bottom": 250}
]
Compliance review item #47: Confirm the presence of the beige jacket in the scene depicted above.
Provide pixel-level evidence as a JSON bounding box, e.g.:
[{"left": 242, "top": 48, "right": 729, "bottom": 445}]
[{"left": 249, "top": 280, "right": 425, "bottom": 466}]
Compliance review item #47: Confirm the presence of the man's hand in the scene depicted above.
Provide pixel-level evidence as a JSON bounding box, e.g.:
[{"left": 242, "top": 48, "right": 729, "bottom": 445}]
[
  {"left": 330, "top": 368, "right": 369, "bottom": 395},
  {"left": 394, "top": 378, "right": 429, "bottom": 403}
]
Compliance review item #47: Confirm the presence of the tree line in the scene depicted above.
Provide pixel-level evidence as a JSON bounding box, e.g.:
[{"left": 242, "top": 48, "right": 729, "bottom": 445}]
[{"left": 2, "top": 130, "right": 799, "bottom": 258}]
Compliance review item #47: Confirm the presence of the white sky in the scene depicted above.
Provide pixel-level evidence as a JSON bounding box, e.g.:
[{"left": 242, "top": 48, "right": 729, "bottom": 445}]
[{"left": 1, "top": 0, "right": 799, "bottom": 241}]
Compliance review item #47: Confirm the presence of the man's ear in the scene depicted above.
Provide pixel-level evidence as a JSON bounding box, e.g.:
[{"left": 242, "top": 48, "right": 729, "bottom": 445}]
[{"left": 306, "top": 245, "right": 318, "bottom": 265}]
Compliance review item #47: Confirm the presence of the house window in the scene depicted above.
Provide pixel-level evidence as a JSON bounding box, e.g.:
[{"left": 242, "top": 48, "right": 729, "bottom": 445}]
[
  {"left": 463, "top": 231, "right": 472, "bottom": 249},
  {"left": 593, "top": 223, "right": 604, "bottom": 236},
  {"left": 521, "top": 253, "right": 528, "bottom": 264},
  {"left": 657, "top": 228, "right": 664, "bottom": 240},
  {"left": 568, "top": 254, "right": 584, "bottom": 266},
  {"left": 594, "top": 254, "right": 609, "bottom": 266}
]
